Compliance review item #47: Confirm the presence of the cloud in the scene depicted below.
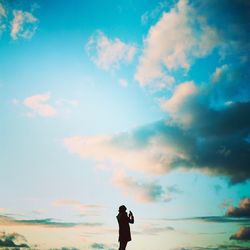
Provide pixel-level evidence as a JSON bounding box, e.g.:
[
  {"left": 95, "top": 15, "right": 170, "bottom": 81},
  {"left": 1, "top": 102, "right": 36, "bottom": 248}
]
[
  {"left": 212, "top": 64, "right": 229, "bottom": 83},
  {"left": 160, "top": 81, "right": 197, "bottom": 126},
  {"left": 171, "top": 246, "right": 250, "bottom": 250},
  {"left": 141, "top": 1, "right": 170, "bottom": 25},
  {"left": 64, "top": 128, "right": 184, "bottom": 174},
  {"left": 55, "top": 98, "right": 79, "bottom": 108},
  {"left": 11, "top": 9, "right": 38, "bottom": 40},
  {"left": 64, "top": 0, "right": 250, "bottom": 191},
  {"left": 0, "top": 232, "right": 29, "bottom": 248},
  {"left": 135, "top": 0, "right": 219, "bottom": 89},
  {"left": 85, "top": 31, "right": 136, "bottom": 71},
  {"left": 119, "top": 79, "right": 128, "bottom": 88},
  {"left": 230, "top": 227, "right": 250, "bottom": 241},
  {"left": 90, "top": 242, "right": 116, "bottom": 250},
  {"left": 0, "top": 2, "right": 6, "bottom": 35},
  {"left": 0, "top": 215, "right": 101, "bottom": 228},
  {"left": 220, "top": 198, "right": 233, "bottom": 209},
  {"left": 0, "top": 3, "right": 6, "bottom": 18},
  {"left": 91, "top": 243, "right": 105, "bottom": 249},
  {"left": 112, "top": 170, "right": 172, "bottom": 203},
  {"left": 64, "top": 135, "right": 185, "bottom": 203},
  {"left": 23, "top": 93, "right": 57, "bottom": 117},
  {"left": 227, "top": 198, "right": 250, "bottom": 217},
  {"left": 136, "top": 223, "right": 174, "bottom": 235},
  {"left": 64, "top": 97, "right": 250, "bottom": 183},
  {"left": 165, "top": 216, "right": 250, "bottom": 224},
  {"left": 50, "top": 248, "right": 79, "bottom": 250}
]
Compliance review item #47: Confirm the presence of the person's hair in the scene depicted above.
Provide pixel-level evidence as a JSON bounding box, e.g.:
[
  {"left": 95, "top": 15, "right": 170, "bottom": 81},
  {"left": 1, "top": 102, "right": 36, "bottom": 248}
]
[{"left": 119, "top": 205, "right": 127, "bottom": 213}]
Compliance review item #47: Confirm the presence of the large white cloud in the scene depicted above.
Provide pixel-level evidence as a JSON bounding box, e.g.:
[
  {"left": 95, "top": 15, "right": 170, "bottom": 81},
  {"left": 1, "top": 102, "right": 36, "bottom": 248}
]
[{"left": 134, "top": 0, "right": 219, "bottom": 90}]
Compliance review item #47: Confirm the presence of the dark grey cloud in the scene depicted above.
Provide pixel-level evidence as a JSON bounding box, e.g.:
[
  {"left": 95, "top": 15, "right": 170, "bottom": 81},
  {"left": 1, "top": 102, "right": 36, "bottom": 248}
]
[
  {"left": 227, "top": 198, "right": 250, "bottom": 217},
  {"left": 0, "top": 232, "right": 29, "bottom": 248},
  {"left": 111, "top": 101, "right": 250, "bottom": 182},
  {"left": 195, "top": 0, "right": 250, "bottom": 46},
  {"left": 230, "top": 227, "right": 250, "bottom": 241},
  {"left": 194, "top": 0, "right": 250, "bottom": 85},
  {"left": 226, "top": 198, "right": 250, "bottom": 218}
]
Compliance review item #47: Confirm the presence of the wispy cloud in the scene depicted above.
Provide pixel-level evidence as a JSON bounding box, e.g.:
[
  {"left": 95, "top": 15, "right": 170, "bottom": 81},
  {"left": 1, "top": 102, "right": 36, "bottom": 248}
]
[
  {"left": 0, "top": 2, "right": 39, "bottom": 40},
  {"left": 11, "top": 9, "right": 38, "bottom": 40},
  {"left": 85, "top": 30, "right": 136, "bottom": 71},
  {"left": 53, "top": 200, "right": 103, "bottom": 216},
  {"left": 23, "top": 93, "right": 57, "bottom": 117},
  {"left": 119, "top": 78, "right": 128, "bottom": 88},
  {"left": 90, "top": 242, "right": 116, "bottom": 250},
  {"left": 136, "top": 223, "right": 174, "bottom": 235},
  {"left": 141, "top": 1, "right": 169, "bottom": 25},
  {"left": 212, "top": 64, "right": 229, "bottom": 83},
  {"left": 112, "top": 170, "right": 173, "bottom": 203},
  {"left": 0, "top": 215, "right": 101, "bottom": 228},
  {"left": 91, "top": 243, "right": 105, "bottom": 249},
  {"left": 50, "top": 248, "right": 79, "bottom": 250},
  {"left": 0, "top": 3, "right": 6, "bottom": 18},
  {"left": 171, "top": 245, "right": 250, "bottom": 250},
  {"left": 14, "top": 93, "right": 79, "bottom": 118},
  {"left": 0, "top": 2, "right": 7, "bottom": 35},
  {"left": 220, "top": 198, "right": 233, "bottom": 209},
  {"left": 164, "top": 216, "right": 250, "bottom": 224}
]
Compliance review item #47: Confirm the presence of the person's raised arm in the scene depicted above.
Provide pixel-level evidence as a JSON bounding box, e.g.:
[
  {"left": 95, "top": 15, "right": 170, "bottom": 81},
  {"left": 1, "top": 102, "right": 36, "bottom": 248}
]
[{"left": 129, "top": 211, "right": 134, "bottom": 224}]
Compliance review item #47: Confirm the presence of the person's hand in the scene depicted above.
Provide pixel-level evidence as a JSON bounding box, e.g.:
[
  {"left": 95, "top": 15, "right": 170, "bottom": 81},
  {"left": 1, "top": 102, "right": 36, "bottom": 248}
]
[{"left": 129, "top": 211, "right": 133, "bottom": 216}]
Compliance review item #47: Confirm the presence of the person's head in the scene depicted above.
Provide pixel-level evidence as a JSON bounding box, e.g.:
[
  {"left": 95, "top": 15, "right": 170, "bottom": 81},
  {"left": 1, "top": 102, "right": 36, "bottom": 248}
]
[{"left": 119, "top": 205, "right": 127, "bottom": 213}]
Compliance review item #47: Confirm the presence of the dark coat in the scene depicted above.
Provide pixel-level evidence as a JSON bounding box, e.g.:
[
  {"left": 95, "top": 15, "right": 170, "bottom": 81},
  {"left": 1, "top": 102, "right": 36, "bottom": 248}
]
[{"left": 117, "top": 212, "right": 134, "bottom": 242}]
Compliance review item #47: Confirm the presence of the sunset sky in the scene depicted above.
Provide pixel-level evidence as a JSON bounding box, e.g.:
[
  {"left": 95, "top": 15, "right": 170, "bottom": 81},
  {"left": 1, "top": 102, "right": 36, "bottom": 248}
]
[{"left": 0, "top": 0, "right": 250, "bottom": 249}]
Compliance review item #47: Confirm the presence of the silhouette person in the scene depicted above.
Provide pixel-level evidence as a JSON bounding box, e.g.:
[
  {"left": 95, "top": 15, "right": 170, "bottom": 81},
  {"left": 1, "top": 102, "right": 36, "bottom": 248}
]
[{"left": 116, "top": 205, "right": 134, "bottom": 250}]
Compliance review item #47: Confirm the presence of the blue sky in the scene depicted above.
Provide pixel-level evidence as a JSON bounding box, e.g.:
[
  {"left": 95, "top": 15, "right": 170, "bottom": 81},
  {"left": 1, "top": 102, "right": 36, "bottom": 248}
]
[{"left": 0, "top": 0, "right": 250, "bottom": 249}]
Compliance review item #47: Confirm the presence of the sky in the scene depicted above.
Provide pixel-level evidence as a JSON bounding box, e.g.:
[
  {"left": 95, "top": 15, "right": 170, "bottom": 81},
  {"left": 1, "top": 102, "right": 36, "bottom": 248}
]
[{"left": 0, "top": 0, "right": 250, "bottom": 249}]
